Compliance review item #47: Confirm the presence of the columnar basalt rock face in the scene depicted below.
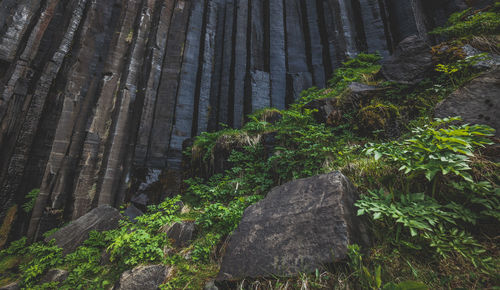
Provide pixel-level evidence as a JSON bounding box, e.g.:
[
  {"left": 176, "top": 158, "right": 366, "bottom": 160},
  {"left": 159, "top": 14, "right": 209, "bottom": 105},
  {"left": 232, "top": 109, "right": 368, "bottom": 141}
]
[{"left": 0, "top": 0, "right": 479, "bottom": 240}]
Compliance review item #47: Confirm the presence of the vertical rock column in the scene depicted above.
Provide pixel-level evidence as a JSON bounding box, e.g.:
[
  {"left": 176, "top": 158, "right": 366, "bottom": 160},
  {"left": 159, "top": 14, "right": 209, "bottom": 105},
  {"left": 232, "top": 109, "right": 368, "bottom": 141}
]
[
  {"left": 303, "top": 0, "right": 326, "bottom": 87},
  {"left": 134, "top": 0, "right": 176, "bottom": 166},
  {"left": 97, "top": 0, "right": 157, "bottom": 208},
  {"left": 248, "top": 0, "right": 271, "bottom": 112},
  {"left": 196, "top": 0, "right": 220, "bottom": 135},
  {"left": 149, "top": 0, "right": 191, "bottom": 168},
  {"left": 207, "top": 0, "right": 227, "bottom": 131},
  {"left": 269, "top": 0, "right": 286, "bottom": 110},
  {"left": 232, "top": 0, "right": 249, "bottom": 127},
  {"left": 285, "top": 0, "right": 312, "bottom": 102},
  {"left": 216, "top": 1, "right": 234, "bottom": 128},
  {"left": 168, "top": 0, "right": 206, "bottom": 169},
  {"left": 357, "top": 0, "right": 390, "bottom": 56},
  {"left": 0, "top": 0, "right": 41, "bottom": 64}
]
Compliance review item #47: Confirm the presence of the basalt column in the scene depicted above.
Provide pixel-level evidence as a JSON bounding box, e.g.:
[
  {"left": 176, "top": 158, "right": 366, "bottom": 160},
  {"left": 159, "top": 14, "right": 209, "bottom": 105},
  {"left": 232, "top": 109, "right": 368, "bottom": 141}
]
[{"left": 0, "top": 0, "right": 472, "bottom": 241}]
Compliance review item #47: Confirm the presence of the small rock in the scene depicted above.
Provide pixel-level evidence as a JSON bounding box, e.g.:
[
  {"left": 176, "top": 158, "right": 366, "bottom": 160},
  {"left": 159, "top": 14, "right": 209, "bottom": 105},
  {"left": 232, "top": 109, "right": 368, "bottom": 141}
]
[
  {"left": 116, "top": 265, "right": 169, "bottom": 290},
  {"left": 217, "top": 171, "right": 369, "bottom": 280},
  {"left": 381, "top": 35, "right": 433, "bottom": 84},
  {"left": 39, "top": 269, "right": 69, "bottom": 284},
  {"left": 163, "top": 245, "right": 175, "bottom": 257},
  {"left": 204, "top": 281, "right": 219, "bottom": 290},
  {"left": 0, "top": 281, "right": 20, "bottom": 290},
  {"left": 45, "top": 205, "right": 121, "bottom": 255},
  {"left": 131, "top": 193, "right": 149, "bottom": 209},
  {"left": 462, "top": 44, "right": 500, "bottom": 70},
  {"left": 180, "top": 205, "right": 191, "bottom": 215},
  {"left": 124, "top": 204, "right": 144, "bottom": 222},
  {"left": 160, "top": 221, "right": 196, "bottom": 247}
]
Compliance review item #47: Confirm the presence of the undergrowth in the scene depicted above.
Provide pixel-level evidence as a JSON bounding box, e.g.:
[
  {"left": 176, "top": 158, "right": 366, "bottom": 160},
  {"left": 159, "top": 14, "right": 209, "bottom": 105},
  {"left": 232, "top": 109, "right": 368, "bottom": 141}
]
[{"left": 0, "top": 6, "right": 499, "bottom": 289}]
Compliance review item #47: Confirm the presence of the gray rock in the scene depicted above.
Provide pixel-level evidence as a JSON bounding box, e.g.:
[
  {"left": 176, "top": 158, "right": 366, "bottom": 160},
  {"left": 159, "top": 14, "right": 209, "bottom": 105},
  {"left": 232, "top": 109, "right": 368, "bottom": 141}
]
[
  {"left": 124, "top": 204, "right": 144, "bottom": 222},
  {"left": 0, "top": 281, "right": 20, "bottom": 290},
  {"left": 116, "top": 264, "right": 168, "bottom": 290},
  {"left": 217, "top": 171, "right": 369, "bottom": 280},
  {"left": 462, "top": 44, "right": 500, "bottom": 70},
  {"left": 45, "top": 205, "right": 121, "bottom": 255},
  {"left": 39, "top": 269, "right": 69, "bottom": 284},
  {"left": 131, "top": 193, "right": 149, "bottom": 208},
  {"left": 204, "top": 281, "right": 219, "bottom": 290},
  {"left": 160, "top": 221, "right": 196, "bottom": 247},
  {"left": 381, "top": 35, "right": 433, "bottom": 84},
  {"left": 435, "top": 68, "right": 500, "bottom": 136}
]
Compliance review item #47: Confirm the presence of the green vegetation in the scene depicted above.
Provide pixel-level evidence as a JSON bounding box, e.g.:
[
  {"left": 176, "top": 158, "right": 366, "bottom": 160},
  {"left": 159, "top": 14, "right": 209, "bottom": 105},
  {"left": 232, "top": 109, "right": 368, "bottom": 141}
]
[
  {"left": 430, "top": 4, "right": 500, "bottom": 38},
  {"left": 22, "top": 189, "right": 40, "bottom": 213},
  {"left": 0, "top": 6, "right": 498, "bottom": 289}
]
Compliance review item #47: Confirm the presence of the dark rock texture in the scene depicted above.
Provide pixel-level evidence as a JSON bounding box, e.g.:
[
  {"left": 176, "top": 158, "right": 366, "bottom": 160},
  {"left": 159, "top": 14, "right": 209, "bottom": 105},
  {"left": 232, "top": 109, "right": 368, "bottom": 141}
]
[
  {"left": 217, "top": 171, "right": 369, "bottom": 280},
  {"left": 116, "top": 264, "right": 169, "bottom": 290},
  {"left": 380, "top": 35, "right": 433, "bottom": 84},
  {"left": 0, "top": 0, "right": 478, "bottom": 240},
  {"left": 0, "top": 281, "right": 20, "bottom": 290},
  {"left": 39, "top": 269, "right": 69, "bottom": 284},
  {"left": 161, "top": 221, "right": 196, "bottom": 247},
  {"left": 45, "top": 205, "right": 121, "bottom": 255},
  {"left": 435, "top": 68, "right": 500, "bottom": 136}
]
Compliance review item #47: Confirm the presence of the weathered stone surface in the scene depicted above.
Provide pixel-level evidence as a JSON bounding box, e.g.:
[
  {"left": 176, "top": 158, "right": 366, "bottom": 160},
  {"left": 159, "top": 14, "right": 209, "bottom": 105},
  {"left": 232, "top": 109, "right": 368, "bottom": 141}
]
[
  {"left": 204, "top": 281, "right": 219, "bottom": 290},
  {"left": 168, "top": 0, "right": 205, "bottom": 169},
  {"left": 250, "top": 71, "right": 271, "bottom": 112},
  {"left": 435, "top": 68, "right": 500, "bottom": 136},
  {"left": 217, "top": 171, "right": 369, "bottom": 280},
  {"left": 45, "top": 205, "right": 121, "bottom": 255},
  {"left": 0, "top": 281, "right": 20, "bottom": 290},
  {"left": 233, "top": 0, "right": 248, "bottom": 128},
  {"left": 380, "top": 35, "right": 432, "bottom": 84},
  {"left": 116, "top": 264, "right": 169, "bottom": 290},
  {"left": 124, "top": 204, "right": 144, "bottom": 222},
  {"left": 39, "top": 269, "right": 69, "bottom": 284},
  {"left": 462, "top": 44, "right": 500, "bottom": 70},
  {"left": 161, "top": 221, "right": 196, "bottom": 247},
  {"left": 269, "top": 0, "right": 286, "bottom": 110}
]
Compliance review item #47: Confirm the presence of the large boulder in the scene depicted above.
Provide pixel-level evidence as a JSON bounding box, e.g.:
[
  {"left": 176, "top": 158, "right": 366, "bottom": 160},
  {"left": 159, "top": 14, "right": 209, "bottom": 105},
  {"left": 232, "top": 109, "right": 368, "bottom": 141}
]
[
  {"left": 434, "top": 68, "right": 499, "bottom": 136},
  {"left": 115, "top": 265, "right": 169, "bottom": 290},
  {"left": 381, "top": 36, "right": 433, "bottom": 84},
  {"left": 45, "top": 205, "right": 121, "bottom": 255},
  {"left": 217, "top": 171, "right": 369, "bottom": 280}
]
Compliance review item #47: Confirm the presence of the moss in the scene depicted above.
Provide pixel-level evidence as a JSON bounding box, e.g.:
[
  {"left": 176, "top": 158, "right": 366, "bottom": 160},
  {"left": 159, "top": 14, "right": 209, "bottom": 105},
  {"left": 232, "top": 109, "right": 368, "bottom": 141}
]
[
  {"left": 0, "top": 256, "right": 23, "bottom": 287},
  {"left": 356, "top": 102, "right": 400, "bottom": 135},
  {"left": 431, "top": 43, "right": 467, "bottom": 64},
  {"left": 0, "top": 205, "right": 17, "bottom": 249},
  {"left": 161, "top": 257, "right": 219, "bottom": 289}
]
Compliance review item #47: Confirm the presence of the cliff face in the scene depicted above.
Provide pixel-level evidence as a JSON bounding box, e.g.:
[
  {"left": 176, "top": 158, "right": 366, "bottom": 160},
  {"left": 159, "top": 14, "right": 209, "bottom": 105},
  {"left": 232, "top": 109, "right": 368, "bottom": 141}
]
[{"left": 0, "top": 0, "right": 476, "bottom": 239}]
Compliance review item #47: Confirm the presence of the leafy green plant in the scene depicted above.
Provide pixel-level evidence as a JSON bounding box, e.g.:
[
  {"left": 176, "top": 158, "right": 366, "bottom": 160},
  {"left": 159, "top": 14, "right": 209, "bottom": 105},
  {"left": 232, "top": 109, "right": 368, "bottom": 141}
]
[
  {"left": 365, "top": 117, "right": 494, "bottom": 195},
  {"left": 356, "top": 191, "right": 459, "bottom": 237},
  {"left": 22, "top": 189, "right": 40, "bottom": 213},
  {"left": 348, "top": 244, "right": 428, "bottom": 290},
  {"left": 19, "top": 241, "right": 63, "bottom": 288},
  {"left": 0, "top": 237, "right": 27, "bottom": 257},
  {"left": 435, "top": 53, "right": 489, "bottom": 87},
  {"left": 191, "top": 233, "right": 221, "bottom": 263},
  {"left": 431, "top": 6, "right": 500, "bottom": 38}
]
